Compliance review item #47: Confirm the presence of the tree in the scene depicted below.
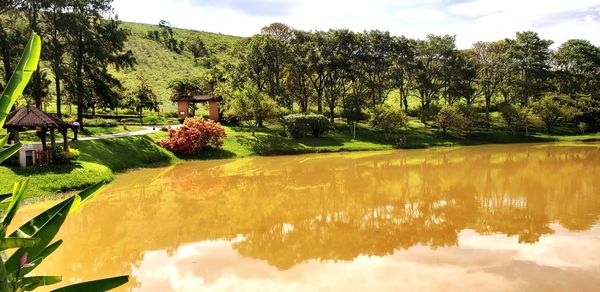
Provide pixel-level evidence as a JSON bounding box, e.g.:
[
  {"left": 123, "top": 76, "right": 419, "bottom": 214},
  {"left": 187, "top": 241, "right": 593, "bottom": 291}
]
[
  {"left": 187, "top": 36, "right": 208, "bottom": 60},
  {"left": 126, "top": 75, "right": 160, "bottom": 125},
  {"left": 225, "top": 86, "right": 282, "bottom": 136},
  {"left": 238, "top": 34, "right": 290, "bottom": 109},
  {"left": 533, "top": 95, "right": 580, "bottom": 131},
  {"left": 41, "top": 0, "right": 69, "bottom": 117},
  {"left": 506, "top": 31, "right": 553, "bottom": 105},
  {"left": 554, "top": 39, "right": 600, "bottom": 98},
  {"left": 370, "top": 105, "right": 407, "bottom": 139},
  {"left": 390, "top": 36, "right": 416, "bottom": 112},
  {"left": 355, "top": 30, "right": 395, "bottom": 111},
  {"left": 64, "top": 2, "right": 135, "bottom": 128},
  {"left": 287, "top": 30, "right": 313, "bottom": 112},
  {"left": 436, "top": 105, "right": 464, "bottom": 135},
  {"left": 323, "top": 29, "right": 357, "bottom": 121},
  {"left": 148, "top": 20, "right": 184, "bottom": 53},
  {"left": 261, "top": 22, "right": 293, "bottom": 42},
  {"left": 499, "top": 103, "right": 534, "bottom": 135},
  {"left": 472, "top": 40, "right": 510, "bottom": 123},
  {"left": 411, "top": 34, "right": 457, "bottom": 123}
]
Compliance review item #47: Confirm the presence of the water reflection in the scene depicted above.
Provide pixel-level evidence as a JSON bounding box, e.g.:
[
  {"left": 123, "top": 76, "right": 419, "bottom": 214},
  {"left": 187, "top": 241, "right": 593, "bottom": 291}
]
[{"left": 17, "top": 143, "right": 600, "bottom": 291}]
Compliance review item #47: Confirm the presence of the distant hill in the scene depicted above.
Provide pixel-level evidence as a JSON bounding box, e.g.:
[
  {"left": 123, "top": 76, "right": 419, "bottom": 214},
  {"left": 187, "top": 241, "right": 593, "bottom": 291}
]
[{"left": 111, "top": 22, "right": 242, "bottom": 111}]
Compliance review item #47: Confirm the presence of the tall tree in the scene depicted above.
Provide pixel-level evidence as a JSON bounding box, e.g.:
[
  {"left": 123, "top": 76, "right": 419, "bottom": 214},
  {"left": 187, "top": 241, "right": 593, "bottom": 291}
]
[
  {"left": 323, "top": 29, "right": 357, "bottom": 121},
  {"left": 355, "top": 30, "right": 395, "bottom": 111},
  {"left": 554, "top": 39, "right": 600, "bottom": 98},
  {"left": 472, "top": 40, "right": 510, "bottom": 122},
  {"left": 41, "top": 0, "right": 69, "bottom": 117},
  {"left": 390, "top": 36, "right": 416, "bottom": 113},
  {"left": 506, "top": 31, "right": 553, "bottom": 105},
  {"left": 65, "top": 0, "right": 135, "bottom": 128},
  {"left": 126, "top": 74, "right": 160, "bottom": 125},
  {"left": 411, "top": 34, "right": 457, "bottom": 123}
]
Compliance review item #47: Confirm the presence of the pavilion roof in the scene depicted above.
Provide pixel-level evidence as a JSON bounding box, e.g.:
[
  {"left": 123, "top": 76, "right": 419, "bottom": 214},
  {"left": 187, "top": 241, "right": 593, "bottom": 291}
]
[
  {"left": 3, "top": 105, "right": 69, "bottom": 129},
  {"left": 171, "top": 95, "right": 216, "bottom": 102}
]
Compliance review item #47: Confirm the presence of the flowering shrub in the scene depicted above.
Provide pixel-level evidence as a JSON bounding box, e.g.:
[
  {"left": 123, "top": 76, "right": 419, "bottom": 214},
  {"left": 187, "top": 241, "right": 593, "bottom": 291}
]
[{"left": 158, "top": 116, "right": 226, "bottom": 155}]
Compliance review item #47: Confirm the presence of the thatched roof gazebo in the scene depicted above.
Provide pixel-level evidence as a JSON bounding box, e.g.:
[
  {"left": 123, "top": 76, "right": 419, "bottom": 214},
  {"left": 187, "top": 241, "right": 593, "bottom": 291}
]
[{"left": 3, "top": 105, "right": 70, "bottom": 166}]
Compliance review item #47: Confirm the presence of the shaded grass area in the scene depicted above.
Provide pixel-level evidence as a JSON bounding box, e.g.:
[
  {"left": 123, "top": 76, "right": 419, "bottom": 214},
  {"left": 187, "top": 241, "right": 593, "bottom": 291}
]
[
  {"left": 0, "top": 162, "right": 112, "bottom": 198},
  {"left": 71, "top": 135, "right": 177, "bottom": 172}
]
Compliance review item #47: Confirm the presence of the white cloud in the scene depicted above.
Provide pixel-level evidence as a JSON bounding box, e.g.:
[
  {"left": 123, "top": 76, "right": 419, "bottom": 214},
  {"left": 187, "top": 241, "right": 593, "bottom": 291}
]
[{"left": 112, "top": 0, "right": 600, "bottom": 48}]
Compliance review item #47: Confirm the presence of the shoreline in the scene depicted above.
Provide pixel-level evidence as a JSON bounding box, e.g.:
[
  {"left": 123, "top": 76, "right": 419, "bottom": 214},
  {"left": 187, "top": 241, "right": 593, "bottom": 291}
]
[{"left": 4, "top": 129, "right": 600, "bottom": 201}]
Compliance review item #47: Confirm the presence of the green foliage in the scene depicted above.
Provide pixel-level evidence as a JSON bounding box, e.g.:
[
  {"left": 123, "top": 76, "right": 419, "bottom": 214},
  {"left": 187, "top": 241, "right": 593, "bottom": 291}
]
[
  {"left": 499, "top": 103, "right": 534, "bottom": 135},
  {"left": 53, "top": 147, "right": 80, "bottom": 165},
  {"left": 283, "top": 113, "right": 330, "bottom": 139},
  {"left": 225, "top": 86, "right": 283, "bottom": 135},
  {"left": 147, "top": 20, "right": 185, "bottom": 54},
  {"left": 436, "top": 105, "right": 465, "bottom": 135},
  {"left": 82, "top": 118, "right": 119, "bottom": 128},
  {"left": 370, "top": 105, "right": 408, "bottom": 138},
  {"left": 533, "top": 95, "right": 581, "bottom": 131}
]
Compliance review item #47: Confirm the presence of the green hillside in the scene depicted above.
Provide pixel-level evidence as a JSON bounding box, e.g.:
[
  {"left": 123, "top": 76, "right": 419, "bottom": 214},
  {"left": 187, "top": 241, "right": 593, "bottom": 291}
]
[{"left": 110, "top": 22, "right": 241, "bottom": 111}]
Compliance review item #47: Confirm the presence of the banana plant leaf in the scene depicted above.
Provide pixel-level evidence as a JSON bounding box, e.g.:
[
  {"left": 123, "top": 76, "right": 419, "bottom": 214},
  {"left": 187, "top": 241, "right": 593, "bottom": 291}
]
[
  {"left": 0, "top": 134, "right": 7, "bottom": 148},
  {"left": 0, "top": 237, "right": 39, "bottom": 251},
  {"left": 68, "top": 181, "right": 105, "bottom": 215},
  {"left": 1, "top": 180, "right": 28, "bottom": 235},
  {"left": 4, "top": 197, "right": 75, "bottom": 276},
  {"left": 51, "top": 276, "right": 129, "bottom": 292},
  {"left": 0, "top": 142, "right": 22, "bottom": 164},
  {"left": 0, "top": 193, "right": 11, "bottom": 203},
  {"left": 22, "top": 276, "right": 62, "bottom": 291},
  {"left": 19, "top": 240, "right": 62, "bottom": 276},
  {"left": 0, "top": 34, "right": 41, "bottom": 127}
]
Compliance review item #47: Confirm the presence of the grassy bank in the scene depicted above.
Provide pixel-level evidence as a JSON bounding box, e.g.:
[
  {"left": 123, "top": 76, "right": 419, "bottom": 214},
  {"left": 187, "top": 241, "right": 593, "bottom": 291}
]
[{"left": 2, "top": 121, "right": 599, "bottom": 199}]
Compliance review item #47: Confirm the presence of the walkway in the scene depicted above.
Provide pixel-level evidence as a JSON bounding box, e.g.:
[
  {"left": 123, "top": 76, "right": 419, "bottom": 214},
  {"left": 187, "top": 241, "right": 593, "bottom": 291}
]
[{"left": 77, "top": 125, "right": 179, "bottom": 141}]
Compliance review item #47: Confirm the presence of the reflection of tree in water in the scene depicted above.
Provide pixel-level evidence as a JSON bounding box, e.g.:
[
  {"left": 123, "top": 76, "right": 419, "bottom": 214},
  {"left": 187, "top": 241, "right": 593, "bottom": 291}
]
[{"left": 31, "top": 144, "right": 600, "bottom": 281}]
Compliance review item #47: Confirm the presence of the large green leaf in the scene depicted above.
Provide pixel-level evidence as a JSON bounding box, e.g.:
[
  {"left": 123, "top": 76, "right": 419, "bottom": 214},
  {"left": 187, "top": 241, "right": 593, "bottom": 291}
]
[
  {"left": 0, "top": 193, "right": 12, "bottom": 203},
  {"left": 22, "top": 276, "right": 62, "bottom": 291},
  {"left": 0, "top": 142, "right": 22, "bottom": 164},
  {"left": 1, "top": 180, "right": 28, "bottom": 235},
  {"left": 0, "top": 33, "right": 41, "bottom": 128},
  {"left": 20, "top": 240, "right": 63, "bottom": 276},
  {"left": 0, "top": 237, "right": 39, "bottom": 250},
  {"left": 9, "top": 197, "right": 73, "bottom": 239},
  {"left": 0, "top": 134, "right": 7, "bottom": 148},
  {"left": 5, "top": 197, "right": 75, "bottom": 276},
  {"left": 68, "top": 182, "right": 105, "bottom": 215},
  {"left": 51, "top": 276, "right": 129, "bottom": 292}
]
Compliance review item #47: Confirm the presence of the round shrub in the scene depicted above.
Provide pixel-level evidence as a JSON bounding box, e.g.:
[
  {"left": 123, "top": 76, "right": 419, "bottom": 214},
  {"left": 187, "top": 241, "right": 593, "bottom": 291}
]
[
  {"left": 53, "top": 147, "right": 80, "bottom": 165},
  {"left": 158, "top": 116, "right": 227, "bottom": 155},
  {"left": 370, "top": 105, "right": 408, "bottom": 139},
  {"left": 283, "top": 113, "right": 330, "bottom": 139}
]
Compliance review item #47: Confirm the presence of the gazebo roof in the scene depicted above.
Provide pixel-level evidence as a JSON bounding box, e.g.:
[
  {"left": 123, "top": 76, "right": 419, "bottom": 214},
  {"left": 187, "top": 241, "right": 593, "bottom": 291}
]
[
  {"left": 3, "top": 105, "right": 69, "bottom": 129},
  {"left": 171, "top": 95, "right": 216, "bottom": 102}
]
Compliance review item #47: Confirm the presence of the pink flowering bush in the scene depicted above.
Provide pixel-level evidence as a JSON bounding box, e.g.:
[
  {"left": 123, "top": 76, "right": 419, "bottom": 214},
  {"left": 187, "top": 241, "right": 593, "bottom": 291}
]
[{"left": 158, "top": 117, "right": 227, "bottom": 155}]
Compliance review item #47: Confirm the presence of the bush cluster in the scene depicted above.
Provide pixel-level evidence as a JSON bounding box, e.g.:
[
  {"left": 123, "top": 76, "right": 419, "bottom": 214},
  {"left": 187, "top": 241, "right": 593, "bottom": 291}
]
[
  {"left": 84, "top": 118, "right": 119, "bottom": 128},
  {"left": 53, "top": 147, "right": 80, "bottom": 165},
  {"left": 158, "top": 117, "right": 227, "bottom": 155},
  {"left": 283, "top": 113, "right": 330, "bottom": 139}
]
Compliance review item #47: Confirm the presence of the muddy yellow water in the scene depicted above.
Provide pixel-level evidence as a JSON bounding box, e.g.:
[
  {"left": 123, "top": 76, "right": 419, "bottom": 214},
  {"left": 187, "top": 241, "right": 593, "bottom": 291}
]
[{"left": 14, "top": 143, "right": 600, "bottom": 291}]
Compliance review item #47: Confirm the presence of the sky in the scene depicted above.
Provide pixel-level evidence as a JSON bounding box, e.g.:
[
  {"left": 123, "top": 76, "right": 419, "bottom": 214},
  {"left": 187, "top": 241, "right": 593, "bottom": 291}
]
[{"left": 111, "top": 0, "right": 600, "bottom": 48}]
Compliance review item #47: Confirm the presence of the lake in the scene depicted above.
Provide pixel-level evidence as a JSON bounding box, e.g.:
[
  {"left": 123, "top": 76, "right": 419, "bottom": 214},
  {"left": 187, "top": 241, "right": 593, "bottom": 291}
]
[{"left": 17, "top": 142, "right": 600, "bottom": 291}]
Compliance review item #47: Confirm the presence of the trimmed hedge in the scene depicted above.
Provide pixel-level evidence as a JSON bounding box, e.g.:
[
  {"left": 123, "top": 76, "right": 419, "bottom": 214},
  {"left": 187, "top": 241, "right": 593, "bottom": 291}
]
[{"left": 283, "top": 113, "right": 330, "bottom": 139}]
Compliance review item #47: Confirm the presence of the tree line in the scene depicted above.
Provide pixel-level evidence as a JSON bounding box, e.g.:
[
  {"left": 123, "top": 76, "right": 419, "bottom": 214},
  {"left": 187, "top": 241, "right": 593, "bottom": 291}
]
[
  {"left": 217, "top": 22, "right": 600, "bottom": 134},
  {"left": 0, "top": 0, "right": 135, "bottom": 127}
]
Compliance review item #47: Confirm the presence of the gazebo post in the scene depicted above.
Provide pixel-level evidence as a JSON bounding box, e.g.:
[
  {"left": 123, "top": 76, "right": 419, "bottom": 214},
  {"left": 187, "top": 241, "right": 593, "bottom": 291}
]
[
  {"left": 40, "top": 127, "right": 47, "bottom": 151},
  {"left": 62, "top": 128, "right": 69, "bottom": 150},
  {"left": 11, "top": 127, "right": 20, "bottom": 143},
  {"left": 50, "top": 128, "right": 56, "bottom": 151}
]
